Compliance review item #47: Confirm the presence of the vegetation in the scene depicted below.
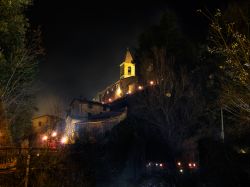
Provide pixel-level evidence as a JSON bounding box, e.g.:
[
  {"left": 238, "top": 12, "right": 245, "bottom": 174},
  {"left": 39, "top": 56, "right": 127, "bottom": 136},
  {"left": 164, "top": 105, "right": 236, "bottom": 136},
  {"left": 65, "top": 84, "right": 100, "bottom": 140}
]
[{"left": 0, "top": 0, "right": 43, "bottom": 145}]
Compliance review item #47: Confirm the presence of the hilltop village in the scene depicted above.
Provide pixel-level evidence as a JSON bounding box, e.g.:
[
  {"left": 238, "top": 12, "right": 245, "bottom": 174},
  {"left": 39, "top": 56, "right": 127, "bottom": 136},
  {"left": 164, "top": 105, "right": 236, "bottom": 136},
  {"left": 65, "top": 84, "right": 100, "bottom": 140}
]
[{"left": 31, "top": 49, "right": 153, "bottom": 147}]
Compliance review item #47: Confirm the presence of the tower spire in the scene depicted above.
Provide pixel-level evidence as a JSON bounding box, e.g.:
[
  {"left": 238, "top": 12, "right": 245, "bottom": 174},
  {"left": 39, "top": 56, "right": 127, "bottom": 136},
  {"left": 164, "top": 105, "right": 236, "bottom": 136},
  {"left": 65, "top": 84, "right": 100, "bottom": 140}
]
[{"left": 124, "top": 48, "right": 133, "bottom": 63}]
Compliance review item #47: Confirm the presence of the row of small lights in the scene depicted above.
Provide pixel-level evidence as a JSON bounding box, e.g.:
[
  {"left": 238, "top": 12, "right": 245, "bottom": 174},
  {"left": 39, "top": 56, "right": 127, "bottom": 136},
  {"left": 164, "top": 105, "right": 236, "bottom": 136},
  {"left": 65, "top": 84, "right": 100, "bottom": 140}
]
[
  {"left": 146, "top": 162, "right": 164, "bottom": 168},
  {"left": 177, "top": 161, "right": 197, "bottom": 173},
  {"left": 106, "top": 80, "right": 155, "bottom": 103},
  {"left": 42, "top": 131, "right": 68, "bottom": 144},
  {"left": 177, "top": 161, "right": 197, "bottom": 168},
  {"left": 146, "top": 161, "right": 197, "bottom": 173}
]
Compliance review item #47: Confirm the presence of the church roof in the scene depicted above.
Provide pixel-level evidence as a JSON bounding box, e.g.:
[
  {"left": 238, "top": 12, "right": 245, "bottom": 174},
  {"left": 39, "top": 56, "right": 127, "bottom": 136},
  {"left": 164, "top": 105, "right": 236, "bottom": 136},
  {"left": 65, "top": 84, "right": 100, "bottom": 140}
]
[{"left": 124, "top": 48, "right": 133, "bottom": 63}]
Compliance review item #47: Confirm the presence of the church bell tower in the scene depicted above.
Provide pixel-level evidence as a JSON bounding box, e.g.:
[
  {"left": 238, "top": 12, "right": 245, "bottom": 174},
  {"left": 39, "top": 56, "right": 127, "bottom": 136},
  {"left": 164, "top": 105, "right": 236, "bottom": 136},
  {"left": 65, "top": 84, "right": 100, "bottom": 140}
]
[{"left": 120, "top": 49, "right": 135, "bottom": 79}]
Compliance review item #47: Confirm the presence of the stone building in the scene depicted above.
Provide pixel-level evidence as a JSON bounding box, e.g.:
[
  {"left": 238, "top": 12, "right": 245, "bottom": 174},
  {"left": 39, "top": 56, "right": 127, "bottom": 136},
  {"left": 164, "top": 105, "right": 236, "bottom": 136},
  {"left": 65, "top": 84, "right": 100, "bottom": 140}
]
[
  {"left": 64, "top": 98, "right": 127, "bottom": 143},
  {"left": 31, "top": 115, "right": 64, "bottom": 147}
]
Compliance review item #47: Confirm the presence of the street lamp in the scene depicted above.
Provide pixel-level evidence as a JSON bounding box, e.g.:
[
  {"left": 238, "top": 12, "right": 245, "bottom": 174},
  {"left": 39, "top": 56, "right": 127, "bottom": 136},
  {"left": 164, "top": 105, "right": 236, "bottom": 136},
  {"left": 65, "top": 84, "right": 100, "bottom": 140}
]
[{"left": 220, "top": 108, "right": 225, "bottom": 142}]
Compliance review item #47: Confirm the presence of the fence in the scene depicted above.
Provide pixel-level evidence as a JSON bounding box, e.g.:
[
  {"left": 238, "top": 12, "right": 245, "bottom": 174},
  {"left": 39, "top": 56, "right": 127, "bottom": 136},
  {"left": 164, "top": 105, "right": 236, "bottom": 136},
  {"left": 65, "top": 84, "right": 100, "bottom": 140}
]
[{"left": 0, "top": 147, "right": 66, "bottom": 187}]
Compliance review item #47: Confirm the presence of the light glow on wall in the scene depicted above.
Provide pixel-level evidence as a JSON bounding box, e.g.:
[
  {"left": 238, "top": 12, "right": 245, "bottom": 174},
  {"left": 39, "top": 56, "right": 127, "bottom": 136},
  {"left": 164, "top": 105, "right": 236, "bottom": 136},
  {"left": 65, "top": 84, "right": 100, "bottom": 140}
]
[{"left": 116, "top": 86, "right": 122, "bottom": 97}]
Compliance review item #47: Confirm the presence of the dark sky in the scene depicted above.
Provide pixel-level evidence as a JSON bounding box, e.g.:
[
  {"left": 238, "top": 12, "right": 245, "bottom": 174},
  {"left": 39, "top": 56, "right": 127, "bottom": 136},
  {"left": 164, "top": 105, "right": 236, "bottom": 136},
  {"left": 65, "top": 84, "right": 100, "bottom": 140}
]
[{"left": 27, "top": 0, "right": 228, "bottom": 115}]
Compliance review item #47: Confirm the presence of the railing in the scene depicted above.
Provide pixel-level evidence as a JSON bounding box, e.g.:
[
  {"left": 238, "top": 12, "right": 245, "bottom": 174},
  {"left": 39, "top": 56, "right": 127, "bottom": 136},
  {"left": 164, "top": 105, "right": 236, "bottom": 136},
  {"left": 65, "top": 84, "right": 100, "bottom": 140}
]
[
  {"left": 0, "top": 147, "right": 68, "bottom": 186},
  {"left": 0, "top": 147, "right": 64, "bottom": 173}
]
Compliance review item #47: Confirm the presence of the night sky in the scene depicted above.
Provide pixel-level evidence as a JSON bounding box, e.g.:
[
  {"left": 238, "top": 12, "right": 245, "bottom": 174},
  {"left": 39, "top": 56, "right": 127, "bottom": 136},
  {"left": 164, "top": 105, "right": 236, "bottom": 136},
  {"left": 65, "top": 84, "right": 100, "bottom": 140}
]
[{"left": 27, "top": 0, "right": 228, "bottom": 115}]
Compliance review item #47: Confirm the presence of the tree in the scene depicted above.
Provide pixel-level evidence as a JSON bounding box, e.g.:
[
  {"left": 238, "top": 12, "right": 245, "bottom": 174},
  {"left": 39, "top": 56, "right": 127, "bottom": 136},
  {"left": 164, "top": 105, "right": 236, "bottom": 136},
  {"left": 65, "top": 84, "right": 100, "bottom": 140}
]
[
  {"left": 132, "top": 11, "right": 211, "bottom": 160},
  {"left": 136, "top": 10, "right": 196, "bottom": 82},
  {"left": 133, "top": 47, "right": 206, "bottom": 161},
  {"left": 0, "top": 0, "right": 43, "bottom": 145},
  {"left": 198, "top": 2, "right": 250, "bottom": 138}
]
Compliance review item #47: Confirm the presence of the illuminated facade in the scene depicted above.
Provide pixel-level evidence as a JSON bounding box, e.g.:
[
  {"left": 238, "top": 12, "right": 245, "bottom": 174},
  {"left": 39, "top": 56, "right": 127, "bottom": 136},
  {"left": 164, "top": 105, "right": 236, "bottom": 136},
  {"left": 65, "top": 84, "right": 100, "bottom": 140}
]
[
  {"left": 94, "top": 49, "right": 138, "bottom": 103},
  {"left": 64, "top": 98, "right": 127, "bottom": 143},
  {"left": 32, "top": 115, "right": 63, "bottom": 134},
  {"left": 120, "top": 49, "right": 136, "bottom": 79},
  {"left": 31, "top": 115, "right": 64, "bottom": 147}
]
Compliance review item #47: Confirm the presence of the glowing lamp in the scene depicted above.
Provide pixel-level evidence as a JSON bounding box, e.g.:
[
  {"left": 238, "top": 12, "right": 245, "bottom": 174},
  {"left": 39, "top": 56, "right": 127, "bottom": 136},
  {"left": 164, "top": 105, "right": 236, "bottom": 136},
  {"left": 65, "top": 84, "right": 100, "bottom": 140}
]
[
  {"left": 138, "top": 86, "right": 143, "bottom": 90},
  {"left": 127, "top": 90, "right": 132, "bottom": 95},
  {"left": 177, "top": 162, "right": 181, "bottom": 166},
  {"left": 180, "top": 169, "right": 183, "bottom": 173},
  {"left": 159, "top": 163, "right": 163, "bottom": 167},
  {"left": 150, "top": 81, "right": 154, "bottom": 85},
  {"left": 193, "top": 163, "right": 196, "bottom": 167},
  {"left": 42, "top": 135, "right": 48, "bottom": 141},
  {"left": 51, "top": 131, "right": 57, "bottom": 137},
  {"left": 108, "top": 98, "right": 112, "bottom": 102},
  {"left": 61, "top": 137, "right": 68, "bottom": 144},
  {"left": 188, "top": 163, "right": 192, "bottom": 167}
]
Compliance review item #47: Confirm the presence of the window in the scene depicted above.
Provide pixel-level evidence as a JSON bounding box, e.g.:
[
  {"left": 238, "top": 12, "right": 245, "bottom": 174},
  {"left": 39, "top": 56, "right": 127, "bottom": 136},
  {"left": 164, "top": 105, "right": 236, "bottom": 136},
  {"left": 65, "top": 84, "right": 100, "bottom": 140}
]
[
  {"left": 128, "top": 66, "right": 131, "bottom": 75},
  {"left": 88, "top": 103, "right": 93, "bottom": 109},
  {"left": 103, "top": 106, "right": 107, "bottom": 111}
]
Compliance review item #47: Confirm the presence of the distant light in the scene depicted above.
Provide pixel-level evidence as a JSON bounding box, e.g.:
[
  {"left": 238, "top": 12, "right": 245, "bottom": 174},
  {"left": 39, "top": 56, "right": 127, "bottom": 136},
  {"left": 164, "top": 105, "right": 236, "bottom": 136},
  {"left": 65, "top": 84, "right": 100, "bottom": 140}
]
[
  {"left": 127, "top": 90, "right": 132, "bottom": 95},
  {"left": 42, "top": 135, "right": 48, "bottom": 141},
  {"left": 148, "top": 162, "right": 151, "bottom": 166},
  {"left": 193, "top": 163, "right": 196, "bottom": 167},
  {"left": 155, "top": 163, "right": 158, "bottom": 166},
  {"left": 138, "top": 86, "right": 143, "bottom": 90},
  {"left": 180, "top": 169, "right": 183, "bottom": 173},
  {"left": 177, "top": 162, "right": 181, "bottom": 166},
  {"left": 150, "top": 80, "right": 154, "bottom": 85},
  {"left": 188, "top": 163, "right": 192, "bottom": 167},
  {"left": 165, "top": 92, "right": 171, "bottom": 97},
  {"left": 159, "top": 163, "right": 163, "bottom": 167},
  {"left": 239, "top": 149, "right": 247, "bottom": 154},
  {"left": 108, "top": 98, "right": 112, "bottom": 102},
  {"left": 61, "top": 137, "right": 68, "bottom": 144},
  {"left": 51, "top": 131, "right": 57, "bottom": 137},
  {"left": 37, "top": 153, "right": 40, "bottom": 157}
]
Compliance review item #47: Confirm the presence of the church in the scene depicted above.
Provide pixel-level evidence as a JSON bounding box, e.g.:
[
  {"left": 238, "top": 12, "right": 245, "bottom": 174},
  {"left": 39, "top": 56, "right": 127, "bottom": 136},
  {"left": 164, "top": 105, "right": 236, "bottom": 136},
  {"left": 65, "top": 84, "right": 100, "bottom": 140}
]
[
  {"left": 94, "top": 49, "right": 139, "bottom": 103},
  {"left": 63, "top": 49, "right": 139, "bottom": 143}
]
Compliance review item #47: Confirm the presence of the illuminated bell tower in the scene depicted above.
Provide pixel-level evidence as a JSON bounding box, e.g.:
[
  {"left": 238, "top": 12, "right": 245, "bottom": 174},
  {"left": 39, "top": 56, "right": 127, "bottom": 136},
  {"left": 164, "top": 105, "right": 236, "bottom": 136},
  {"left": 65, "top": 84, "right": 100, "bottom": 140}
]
[{"left": 120, "top": 49, "right": 135, "bottom": 79}]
